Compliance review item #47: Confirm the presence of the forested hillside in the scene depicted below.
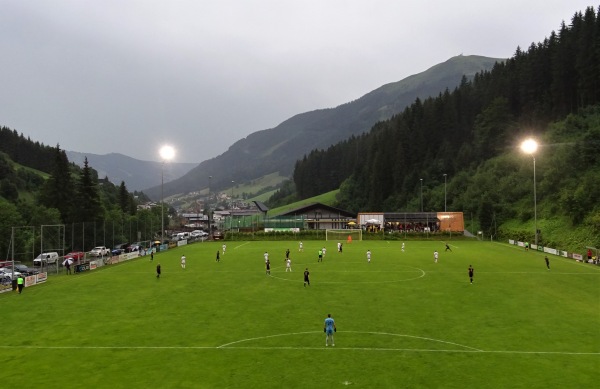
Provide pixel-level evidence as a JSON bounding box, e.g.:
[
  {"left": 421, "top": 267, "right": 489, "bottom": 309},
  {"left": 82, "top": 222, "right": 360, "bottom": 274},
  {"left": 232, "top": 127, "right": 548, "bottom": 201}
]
[
  {"left": 291, "top": 7, "right": 600, "bottom": 246},
  {"left": 0, "top": 126, "right": 57, "bottom": 174},
  {"left": 0, "top": 134, "right": 159, "bottom": 257}
]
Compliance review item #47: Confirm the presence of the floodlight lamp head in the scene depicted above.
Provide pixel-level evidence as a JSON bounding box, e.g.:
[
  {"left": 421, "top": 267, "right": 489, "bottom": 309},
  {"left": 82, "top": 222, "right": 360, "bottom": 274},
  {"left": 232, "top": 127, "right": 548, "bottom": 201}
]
[
  {"left": 159, "top": 145, "right": 175, "bottom": 161},
  {"left": 520, "top": 139, "right": 538, "bottom": 155}
]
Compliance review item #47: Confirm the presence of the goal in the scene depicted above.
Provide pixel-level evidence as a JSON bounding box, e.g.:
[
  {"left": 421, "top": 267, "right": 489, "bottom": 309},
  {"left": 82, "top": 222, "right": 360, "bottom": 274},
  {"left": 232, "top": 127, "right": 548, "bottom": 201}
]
[{"left": 325, "top": 229, "right": 362, "bottom": 241}]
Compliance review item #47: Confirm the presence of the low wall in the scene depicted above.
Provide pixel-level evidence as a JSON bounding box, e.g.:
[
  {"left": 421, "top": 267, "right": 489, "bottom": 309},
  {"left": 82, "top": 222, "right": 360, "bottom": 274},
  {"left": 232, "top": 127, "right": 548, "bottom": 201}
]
[{"left": 508, "top": 239, "right": 594, "bottom": 263}]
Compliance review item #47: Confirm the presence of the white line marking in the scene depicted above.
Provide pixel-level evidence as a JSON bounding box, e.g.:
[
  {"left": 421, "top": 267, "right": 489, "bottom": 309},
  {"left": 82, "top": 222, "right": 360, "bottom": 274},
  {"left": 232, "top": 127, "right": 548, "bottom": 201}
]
[
  {"left": 218, "top": 330, "right": 481, "bottom": 351},
  {"left": 218, "top": 331, "right": 315, "bottom": 348},
  {"left": 343, "top": 331, "right": 483, "bottom": 351},
  {"left": 217, "top": 347, "right": 600, "bottom": 355},
  {"left": 234, "top": 242, "right": 251, "bottom": 249}
]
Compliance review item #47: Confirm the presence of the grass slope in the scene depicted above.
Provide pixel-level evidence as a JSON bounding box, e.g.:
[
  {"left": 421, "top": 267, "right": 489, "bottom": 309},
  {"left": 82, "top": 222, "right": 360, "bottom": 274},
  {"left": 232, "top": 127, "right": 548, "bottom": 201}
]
[
  {"left": 1, "top": 240, "right": 598, "bottom": 388},
  {"left": 268, "top": 189, "right": 339, "bottom": 216}
]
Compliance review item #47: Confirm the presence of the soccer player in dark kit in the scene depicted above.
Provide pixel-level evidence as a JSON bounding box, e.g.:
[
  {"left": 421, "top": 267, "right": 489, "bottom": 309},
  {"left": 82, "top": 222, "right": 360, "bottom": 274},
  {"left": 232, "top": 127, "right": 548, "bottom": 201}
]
[
  {"left": 468, "top": 265, "right": 474, "bottom": 284},
  {"left": 304, "top": 268, "right": 310, "bottom": 287}
]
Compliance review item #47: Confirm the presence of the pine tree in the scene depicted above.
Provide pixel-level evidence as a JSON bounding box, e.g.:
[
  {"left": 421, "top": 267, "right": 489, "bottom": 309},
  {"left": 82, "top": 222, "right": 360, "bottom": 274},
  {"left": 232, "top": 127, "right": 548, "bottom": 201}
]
[
  {"left": 39, "top": 145, "right": 74, "bottom": 222},
  {"left": 75, "top": 157, "right": 103, "bottom": 223},
  {"left": 118, "top": 181, "right": 130, "bottom": 214}
]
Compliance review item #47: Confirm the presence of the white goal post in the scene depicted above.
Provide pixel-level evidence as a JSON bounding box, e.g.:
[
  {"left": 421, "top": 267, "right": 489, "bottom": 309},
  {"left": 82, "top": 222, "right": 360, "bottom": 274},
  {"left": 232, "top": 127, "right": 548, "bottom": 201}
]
[{"left": 325, "top": 229, "right": 362, "bottom": 241}]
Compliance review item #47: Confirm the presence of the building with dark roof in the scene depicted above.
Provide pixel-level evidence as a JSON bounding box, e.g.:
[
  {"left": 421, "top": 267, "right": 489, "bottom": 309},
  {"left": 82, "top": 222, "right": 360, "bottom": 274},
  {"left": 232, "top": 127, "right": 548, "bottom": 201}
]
[{"left": 275, "top": 203, "right": 356, "bottom": 230}]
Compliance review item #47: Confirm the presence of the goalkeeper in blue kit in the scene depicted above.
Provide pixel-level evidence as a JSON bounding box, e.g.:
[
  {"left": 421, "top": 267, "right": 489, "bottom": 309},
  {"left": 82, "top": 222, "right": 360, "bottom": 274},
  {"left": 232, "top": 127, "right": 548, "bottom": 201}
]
[{"left": 324, "top": 314, "right": 336, "bottom": 346}]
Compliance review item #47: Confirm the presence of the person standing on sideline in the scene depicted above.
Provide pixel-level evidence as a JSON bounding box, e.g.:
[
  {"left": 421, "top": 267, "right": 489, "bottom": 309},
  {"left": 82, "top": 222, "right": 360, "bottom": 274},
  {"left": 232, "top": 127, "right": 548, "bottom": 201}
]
[
  {"left": 216, "top": 251, "right": 220, "bottom": 262},
  {"left": 434, "top": 250, "right": 439, "bottom": 263},
  {"left": 156, "top": 263, "right": 161, "bottom": 278},
  {"left": 181, "top": 254, "right": 186, "bottom": 269},
  {"left": 324, "top": 314, "right": 336, "bottom": 346},
  {"left": 303, "top": 268, "right": 310, "bottom": 287},
  {"left": 525, "top": 242, "right": 529, "bottom": 251},
  {"left": 402, "top": 242, "right": 405, "bottom": 252},
  {"left": 65, "top": 261, "right": 72, "bottom": 275},
  {"left": 222, "top": 244, "right": 227, "bottom": 255},
  {"left": 150, "top": 250, "right": 154, "bottom": 261},
  {"left": 285, "top": 257, "right": 292, "bottom": 272},
  {"left": 318, "top": 249, "right": 323, "bottom": 262},
  {"left": 366, "top": 249, "right": 371, "bottom": 263},
  {"left": 445, "top": 243, "right": 452, "bottom": 252},
  {"left": 299, "top": 241, "right": 303, "bottom": 252},
  {"left": 468, "top": 265, "right": 474, "bottom": 284},
  {"left": 265, "top": 259, "right": 271, "bottom": 275},
  {"left": 17, "top": 275, "right": 24, "bottom": 294},
  {"left": 545, "top": 256, "right": 550, "bottom": 270}
]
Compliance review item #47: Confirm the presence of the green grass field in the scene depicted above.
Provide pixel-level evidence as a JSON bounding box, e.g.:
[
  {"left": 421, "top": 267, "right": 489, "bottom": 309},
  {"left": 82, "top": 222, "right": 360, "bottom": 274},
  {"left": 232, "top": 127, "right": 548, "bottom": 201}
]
[{"left": 1, "top": 240, "right": 599, "bottom": 388}]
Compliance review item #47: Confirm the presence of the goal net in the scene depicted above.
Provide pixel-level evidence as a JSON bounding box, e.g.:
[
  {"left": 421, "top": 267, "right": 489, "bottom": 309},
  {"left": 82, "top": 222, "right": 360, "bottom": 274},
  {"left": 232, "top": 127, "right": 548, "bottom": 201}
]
[{"left": 325, "top": 229, "right": 362, "bottom": 242}]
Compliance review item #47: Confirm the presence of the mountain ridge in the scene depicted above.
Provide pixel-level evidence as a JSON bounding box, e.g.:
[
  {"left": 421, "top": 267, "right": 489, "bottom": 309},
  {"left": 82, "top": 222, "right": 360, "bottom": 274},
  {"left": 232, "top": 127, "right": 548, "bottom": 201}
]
[
  {"left": 69, "top": 54, "right": 503, "bottom": 199},
  {"left": 144, "top": 54, "right": 503, "bottom": 199},
  {"left": 66, "top": 151, "right": 197, "bottom": 191}
]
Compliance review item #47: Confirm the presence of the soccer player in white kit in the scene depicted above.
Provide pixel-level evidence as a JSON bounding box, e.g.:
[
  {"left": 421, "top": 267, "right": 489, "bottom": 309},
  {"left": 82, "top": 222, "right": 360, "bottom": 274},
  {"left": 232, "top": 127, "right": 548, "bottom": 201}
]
[
  {"left": 322, "top": 247, "right": 326, "bottom": 257},
  {"left": 222, "top": 244, "right": 226, "bottom": 255},
  {"left": 434, "top": 250, "right": 439, "bottom": 263},
  {"left": 299, "top": 242, "right": 303, "bottom": 252},
  {"left": 285, "top": 258, "right": 292, "bottom": 272},
  {"left": 366, "top": 250, "right": 371, "bottom": 263},
  {"left": 264, "top": 251, "right": 269, "bottom": 263},
  {"left": 181, "top": 254, "right": 186, "bottom": 269},
  {"left": 402, "top": 242, "right": 405, "bottom": 252}
]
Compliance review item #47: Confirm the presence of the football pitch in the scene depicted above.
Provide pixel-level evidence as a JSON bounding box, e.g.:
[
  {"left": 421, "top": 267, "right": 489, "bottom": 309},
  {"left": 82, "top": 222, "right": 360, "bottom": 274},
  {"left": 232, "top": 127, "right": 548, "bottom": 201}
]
[{"left": 1, "top": 240, "right": 599, "bottom": 388}]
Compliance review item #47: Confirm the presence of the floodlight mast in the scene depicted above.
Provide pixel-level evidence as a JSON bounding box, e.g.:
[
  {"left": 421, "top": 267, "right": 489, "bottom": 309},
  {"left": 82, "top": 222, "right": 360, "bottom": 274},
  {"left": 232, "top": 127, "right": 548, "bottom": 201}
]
[
  {"left": 419, "top": 179, "right": 423, "bottom": 212},
  {"left": 521, "top": 139, "right": 538, "bottom": 246},
  {"left": 443, "top": 173, "right": 447, "bottom": 212},
  {"left": 159, "top": 145, "right": 175, "bottom": 245}
]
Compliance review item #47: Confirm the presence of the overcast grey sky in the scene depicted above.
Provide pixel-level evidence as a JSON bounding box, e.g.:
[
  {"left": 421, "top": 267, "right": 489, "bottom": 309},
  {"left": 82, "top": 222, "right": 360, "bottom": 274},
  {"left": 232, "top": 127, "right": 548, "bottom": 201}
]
[{"left": 0, "top": 1, "right": 593, "bottom": 163}]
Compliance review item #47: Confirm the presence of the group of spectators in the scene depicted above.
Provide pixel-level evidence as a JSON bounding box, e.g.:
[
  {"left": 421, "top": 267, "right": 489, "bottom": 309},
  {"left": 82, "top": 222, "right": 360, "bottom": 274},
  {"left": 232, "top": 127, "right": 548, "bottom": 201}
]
[{"left": 383, "top": 222, "right": 439, "bottom": 233}]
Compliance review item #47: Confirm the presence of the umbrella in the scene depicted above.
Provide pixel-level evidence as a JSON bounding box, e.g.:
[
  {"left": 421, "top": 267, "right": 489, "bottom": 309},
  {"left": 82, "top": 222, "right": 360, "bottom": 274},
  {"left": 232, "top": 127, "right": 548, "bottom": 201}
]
[
  {"left": 366, "top": 219, "right": 382, "bottom": 224},
  {"left": 347, "top": 221, "right": 356, "bottom": 225},
  {"left": 62, "top": 258, "right": 73, "bottom": 266}
]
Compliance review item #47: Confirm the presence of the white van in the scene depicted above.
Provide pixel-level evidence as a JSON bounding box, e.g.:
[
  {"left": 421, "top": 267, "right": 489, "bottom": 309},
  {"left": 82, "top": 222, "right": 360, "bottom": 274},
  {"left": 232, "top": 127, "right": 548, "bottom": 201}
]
[{"left": 33, "top": 252, "right": 59, "bottom": 266}]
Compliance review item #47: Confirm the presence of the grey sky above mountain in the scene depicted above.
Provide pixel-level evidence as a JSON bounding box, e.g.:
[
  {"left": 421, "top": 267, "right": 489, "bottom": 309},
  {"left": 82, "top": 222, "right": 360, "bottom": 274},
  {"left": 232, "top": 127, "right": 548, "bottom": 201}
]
[{"left": 0, "top": 1, "right": 591, "bottom": 167}]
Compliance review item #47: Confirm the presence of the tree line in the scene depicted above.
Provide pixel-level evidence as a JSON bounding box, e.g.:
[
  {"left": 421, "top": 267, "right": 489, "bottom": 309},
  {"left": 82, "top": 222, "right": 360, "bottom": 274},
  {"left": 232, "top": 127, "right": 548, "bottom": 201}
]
[{"left": 0, "top": 138, "right": 162, "bottom": 257}]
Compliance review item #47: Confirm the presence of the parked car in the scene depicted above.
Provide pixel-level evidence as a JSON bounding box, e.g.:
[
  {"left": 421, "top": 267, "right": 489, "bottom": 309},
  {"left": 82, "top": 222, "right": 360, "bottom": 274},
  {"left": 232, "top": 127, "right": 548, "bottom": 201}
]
[
  {"left": 33, "top": 252, "right": 59, "bottom": 266},
  {"left": 212, "top": 231, "right": 223, "bottom": 240},
  {"left": 7, "top": 263, "right": 39, "bottom": 276},
  {"left": 0, "top": 261, "right": 14, "bottom": 268},
  {"left": 128, "top": 242, "right": 142, "bottom": 252},
  {"left": 112, "top": 243, "right": 130, "bottom": 255},
  {"left": 191, "top": 230, "right": 208, "bottom": 238},
  {"left": 0, "top": 268, "right": 22, "bottom": 280},
  {"left": 64, "top": 252, "right": 85, "bottom": 261},
  {"left": 89, "top": 246, "right": 110, "bottom": 257}
]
